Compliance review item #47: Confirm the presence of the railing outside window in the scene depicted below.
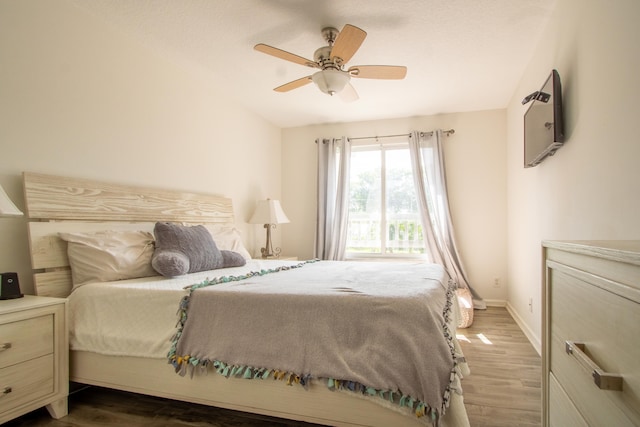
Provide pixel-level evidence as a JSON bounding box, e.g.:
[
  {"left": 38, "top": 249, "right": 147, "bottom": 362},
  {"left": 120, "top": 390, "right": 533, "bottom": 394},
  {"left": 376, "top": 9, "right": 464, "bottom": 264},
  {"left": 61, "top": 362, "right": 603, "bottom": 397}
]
[{"left": 346, "top": 212, "right": 425, "bottom": 256}]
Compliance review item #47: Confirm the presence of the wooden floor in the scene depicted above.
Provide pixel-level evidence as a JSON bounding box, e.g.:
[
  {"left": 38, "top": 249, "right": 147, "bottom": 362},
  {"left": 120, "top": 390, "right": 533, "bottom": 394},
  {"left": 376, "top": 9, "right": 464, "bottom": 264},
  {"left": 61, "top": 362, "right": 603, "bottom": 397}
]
[
  {"left": 457, "top": 307, "right": 541, "bottom": 426},
  {"left": 6, "top": 307, "right": 541, "bottom": 426}
]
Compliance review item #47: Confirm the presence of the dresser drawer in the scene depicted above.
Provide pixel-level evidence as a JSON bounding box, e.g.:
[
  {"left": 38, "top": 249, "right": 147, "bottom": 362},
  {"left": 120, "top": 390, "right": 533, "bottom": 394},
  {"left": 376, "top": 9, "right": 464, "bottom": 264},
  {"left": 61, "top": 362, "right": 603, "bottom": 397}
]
[
  {"left": 549, "top": 267, "right": 640, "bottom": 426},
  {"left": 0, "top": 315, "right": 54, "bottom": 369},
  {"left": 0, "top": 354, "right": 54, "bottom": 413},
  {"left": 548, "top": 372, "right": 587, "bottom": 427}
]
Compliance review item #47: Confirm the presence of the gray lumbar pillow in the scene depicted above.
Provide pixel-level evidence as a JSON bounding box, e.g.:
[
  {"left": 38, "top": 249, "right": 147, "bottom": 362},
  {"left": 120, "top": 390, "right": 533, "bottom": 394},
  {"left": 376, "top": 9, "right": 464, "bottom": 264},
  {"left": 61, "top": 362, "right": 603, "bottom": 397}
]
[{"left": 152, "top": 222, "right": 245, "bottom": 277}]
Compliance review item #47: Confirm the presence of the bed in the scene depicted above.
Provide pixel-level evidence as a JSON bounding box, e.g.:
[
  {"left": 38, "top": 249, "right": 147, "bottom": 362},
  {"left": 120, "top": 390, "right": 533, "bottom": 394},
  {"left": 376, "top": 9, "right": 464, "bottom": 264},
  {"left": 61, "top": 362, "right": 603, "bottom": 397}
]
[{"left": 23, "top": 171, "right": 470, "bottom": 427}]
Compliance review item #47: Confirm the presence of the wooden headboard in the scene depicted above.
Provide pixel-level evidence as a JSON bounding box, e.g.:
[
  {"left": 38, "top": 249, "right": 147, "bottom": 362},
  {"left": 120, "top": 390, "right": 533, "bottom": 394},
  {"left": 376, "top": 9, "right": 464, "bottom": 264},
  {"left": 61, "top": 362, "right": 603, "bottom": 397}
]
[{"left": 24, "top": 172, "right": 236, "bottom": 298}]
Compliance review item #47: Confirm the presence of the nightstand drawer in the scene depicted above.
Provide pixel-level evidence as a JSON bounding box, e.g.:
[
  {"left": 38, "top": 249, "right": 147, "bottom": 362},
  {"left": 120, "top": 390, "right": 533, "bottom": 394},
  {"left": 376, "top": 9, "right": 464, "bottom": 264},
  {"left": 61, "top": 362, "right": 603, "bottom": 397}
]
[
  {"left": 0, "top": 315, "right": 53, "bottom": 369},
  {"left": 0, "top": 354, "right": 54, "bottom": 413},
  {"left": 0, "top": 296, "right": 68, "bottom": 423}
]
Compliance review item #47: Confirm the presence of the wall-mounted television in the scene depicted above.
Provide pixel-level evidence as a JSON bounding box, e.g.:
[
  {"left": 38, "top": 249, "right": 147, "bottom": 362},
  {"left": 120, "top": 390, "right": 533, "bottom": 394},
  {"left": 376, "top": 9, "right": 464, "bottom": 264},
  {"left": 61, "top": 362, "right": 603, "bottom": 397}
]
[{"left": 523, "top": 69, "right": 565, "bottom": 168}]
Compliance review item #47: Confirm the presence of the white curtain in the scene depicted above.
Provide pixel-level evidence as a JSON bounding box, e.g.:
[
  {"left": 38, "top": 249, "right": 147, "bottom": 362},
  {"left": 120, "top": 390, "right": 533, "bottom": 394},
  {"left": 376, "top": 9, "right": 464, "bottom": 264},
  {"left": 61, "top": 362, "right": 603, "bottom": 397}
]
[
  {"left": 409, "top": 130, "right": 485, "bottom": 309},
  {"left": 315, "top": 136, "right": 351, "bottom": 260}
]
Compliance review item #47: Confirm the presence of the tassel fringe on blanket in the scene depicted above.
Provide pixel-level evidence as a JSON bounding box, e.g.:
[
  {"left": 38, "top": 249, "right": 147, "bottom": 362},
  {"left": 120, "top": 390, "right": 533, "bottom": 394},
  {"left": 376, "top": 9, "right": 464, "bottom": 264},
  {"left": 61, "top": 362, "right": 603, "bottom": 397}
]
[{"left": 167, "top": 260, "right": 462, "bottom": 424}]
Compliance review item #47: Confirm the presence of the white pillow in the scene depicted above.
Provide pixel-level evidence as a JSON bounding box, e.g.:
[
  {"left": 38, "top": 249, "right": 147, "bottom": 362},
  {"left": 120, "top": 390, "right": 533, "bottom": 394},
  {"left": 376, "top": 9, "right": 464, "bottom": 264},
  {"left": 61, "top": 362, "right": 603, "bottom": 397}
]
[
  {"left": 204, "top": 225, "right": 252, "bottom": 260},
  {"left": 59, "top": 230, "right": 157, "bottom": 288}
]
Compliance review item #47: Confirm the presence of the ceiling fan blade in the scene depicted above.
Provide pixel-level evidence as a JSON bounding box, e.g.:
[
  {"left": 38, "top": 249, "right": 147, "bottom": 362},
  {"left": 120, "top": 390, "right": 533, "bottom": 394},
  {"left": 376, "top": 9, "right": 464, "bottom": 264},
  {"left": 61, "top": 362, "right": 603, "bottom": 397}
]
[
  {"left": 338, "top": 83, "right": 359, "bottom": 102},
  {"left": 348, "top": 65, "right": 407, "bottom": 79},
  {"left": 254, "top": 44, "right": 317, "bottom": 68},
  {"left": 274, "top": 76, "right": 313, "bottom": 92},
  {"left": 330, "top": 24, "right": 367, "bottom": 64}
]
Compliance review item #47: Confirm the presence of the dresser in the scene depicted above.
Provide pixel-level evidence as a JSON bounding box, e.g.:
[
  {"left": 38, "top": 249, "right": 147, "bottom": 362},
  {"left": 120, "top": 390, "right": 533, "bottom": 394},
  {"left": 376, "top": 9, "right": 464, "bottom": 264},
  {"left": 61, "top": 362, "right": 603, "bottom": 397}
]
[
  {"left": 542, "top": 241, "right": 640, "bottom": 426},
  {"left": 0, "top": 296, "right": 68, "bottom": 424}
]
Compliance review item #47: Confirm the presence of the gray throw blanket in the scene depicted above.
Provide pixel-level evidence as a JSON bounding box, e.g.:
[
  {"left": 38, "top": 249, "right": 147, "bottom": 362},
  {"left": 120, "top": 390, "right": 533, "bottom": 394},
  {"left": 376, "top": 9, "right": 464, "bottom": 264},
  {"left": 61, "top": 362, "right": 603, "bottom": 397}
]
[{"left": 169, "top": 260, "right": 458, "bottom": 421}]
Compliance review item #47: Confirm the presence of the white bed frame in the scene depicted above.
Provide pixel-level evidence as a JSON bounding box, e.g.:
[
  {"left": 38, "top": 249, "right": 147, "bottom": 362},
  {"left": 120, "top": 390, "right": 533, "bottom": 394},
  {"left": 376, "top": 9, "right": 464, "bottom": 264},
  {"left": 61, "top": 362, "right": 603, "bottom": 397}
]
[{"left": 24, "top": 172, "right": 469, "bottom": 427}]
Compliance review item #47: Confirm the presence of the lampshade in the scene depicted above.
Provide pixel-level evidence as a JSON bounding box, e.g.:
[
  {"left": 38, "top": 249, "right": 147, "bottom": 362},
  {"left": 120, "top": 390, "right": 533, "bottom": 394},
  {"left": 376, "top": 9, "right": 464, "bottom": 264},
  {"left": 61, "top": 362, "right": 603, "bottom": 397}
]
[
  {"left": 311, "top": 70, "right": 350, "bottom": 96},
  {"left": 249, "top": 199, "right": 289, "bottom": 225},
  {"left": 0, "top": 185, "right": 23, "bottom": 217}
]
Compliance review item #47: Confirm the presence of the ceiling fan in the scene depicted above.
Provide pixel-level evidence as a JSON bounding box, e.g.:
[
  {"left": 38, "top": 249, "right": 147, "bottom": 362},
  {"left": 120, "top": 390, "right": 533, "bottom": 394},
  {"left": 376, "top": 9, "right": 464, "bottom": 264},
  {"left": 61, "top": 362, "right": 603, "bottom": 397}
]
[{"left": 254, "top": 24, "right": 407, "bottom": 102}]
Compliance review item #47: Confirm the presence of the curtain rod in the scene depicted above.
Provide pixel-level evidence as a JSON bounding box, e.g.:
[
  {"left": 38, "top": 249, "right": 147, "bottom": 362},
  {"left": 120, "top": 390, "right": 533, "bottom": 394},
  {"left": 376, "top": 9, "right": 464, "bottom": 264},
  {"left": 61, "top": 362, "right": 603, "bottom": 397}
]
[{"left": 348, "top": 129, "right": 455, "bottom": 141}]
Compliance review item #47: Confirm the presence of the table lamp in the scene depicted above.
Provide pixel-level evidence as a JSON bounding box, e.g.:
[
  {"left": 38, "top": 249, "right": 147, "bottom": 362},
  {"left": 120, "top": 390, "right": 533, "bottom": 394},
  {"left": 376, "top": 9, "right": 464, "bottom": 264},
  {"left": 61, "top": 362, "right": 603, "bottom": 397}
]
[{"left": 249, "top": 199, "right": 289, "bottom": 258}]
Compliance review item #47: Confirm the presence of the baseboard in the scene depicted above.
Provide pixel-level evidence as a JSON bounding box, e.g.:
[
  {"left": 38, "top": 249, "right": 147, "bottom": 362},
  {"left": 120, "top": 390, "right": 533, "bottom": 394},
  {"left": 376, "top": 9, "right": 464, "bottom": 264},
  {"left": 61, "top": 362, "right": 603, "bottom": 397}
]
[
  {"left": 506, "top": 302, "right": 541, "bottom": 356},
  {"left": 482, "top": 299, "right": 506, "bottom": 307}
]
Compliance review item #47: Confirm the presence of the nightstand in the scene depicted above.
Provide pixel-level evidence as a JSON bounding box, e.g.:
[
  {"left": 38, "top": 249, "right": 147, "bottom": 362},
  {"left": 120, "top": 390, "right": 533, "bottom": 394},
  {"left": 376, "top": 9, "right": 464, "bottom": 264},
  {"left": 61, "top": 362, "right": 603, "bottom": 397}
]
[
  {"left": 278, "top": 256, "right": 298, "bottom": 261},
  {"left": 0, "top": 296, "right": 68, "bottom": 423}
]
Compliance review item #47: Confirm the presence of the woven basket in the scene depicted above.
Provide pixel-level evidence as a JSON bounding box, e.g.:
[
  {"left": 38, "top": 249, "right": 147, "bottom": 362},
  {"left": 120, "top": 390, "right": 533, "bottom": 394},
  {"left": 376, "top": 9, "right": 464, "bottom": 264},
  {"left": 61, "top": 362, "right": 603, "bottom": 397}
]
[{"left": 456, "top": 287, "right": 474, "bottom": 328}]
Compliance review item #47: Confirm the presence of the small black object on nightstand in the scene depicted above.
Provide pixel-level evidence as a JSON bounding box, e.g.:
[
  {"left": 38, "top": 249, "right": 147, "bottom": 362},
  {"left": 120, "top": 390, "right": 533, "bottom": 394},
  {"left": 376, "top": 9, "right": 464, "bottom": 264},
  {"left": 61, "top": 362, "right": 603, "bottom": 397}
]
[{"left": 0, "top": 272, "right": 23, "bottom": 299}]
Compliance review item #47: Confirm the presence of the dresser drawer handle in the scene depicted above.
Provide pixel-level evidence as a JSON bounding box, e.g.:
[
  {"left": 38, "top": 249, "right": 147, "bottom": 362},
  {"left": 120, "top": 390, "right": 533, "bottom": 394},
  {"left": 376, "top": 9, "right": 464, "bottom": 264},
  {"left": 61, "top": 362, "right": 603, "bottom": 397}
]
[
  {"left": 1, "top": 387, "right": 11, "bottom": 396},
  {"left": 565, "top": 341, "right": 623, "bottom": 391},
  {"left": 0, "top": 343, "right": 11, "bottom": 351}
]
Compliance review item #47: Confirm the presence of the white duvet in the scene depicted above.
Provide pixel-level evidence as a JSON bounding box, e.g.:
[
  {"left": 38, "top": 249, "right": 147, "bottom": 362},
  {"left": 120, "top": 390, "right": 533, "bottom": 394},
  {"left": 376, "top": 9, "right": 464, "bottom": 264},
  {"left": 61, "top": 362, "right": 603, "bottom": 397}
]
[
  {"left": 68, "top": 258, "right": 470, "bottom": 426},
  {"left": 68, "top": 259, "right": 302, "bottom": 358},
  {"left": 69, "top": 258, "right": 465, "bottom": 363}
]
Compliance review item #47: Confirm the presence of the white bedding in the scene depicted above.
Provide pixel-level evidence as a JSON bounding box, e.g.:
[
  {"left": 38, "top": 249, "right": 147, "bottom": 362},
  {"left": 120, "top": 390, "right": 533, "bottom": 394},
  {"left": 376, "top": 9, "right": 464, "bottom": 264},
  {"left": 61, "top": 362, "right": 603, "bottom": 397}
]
[
  {"left": 68, "top": 258, "right": 470, "bottom": 425},
  {"left": 68, "top": 259, "right": 302, "bottom": 358},
  {"left": 69, "top": 259, "right": 467, "bottom": 366}
]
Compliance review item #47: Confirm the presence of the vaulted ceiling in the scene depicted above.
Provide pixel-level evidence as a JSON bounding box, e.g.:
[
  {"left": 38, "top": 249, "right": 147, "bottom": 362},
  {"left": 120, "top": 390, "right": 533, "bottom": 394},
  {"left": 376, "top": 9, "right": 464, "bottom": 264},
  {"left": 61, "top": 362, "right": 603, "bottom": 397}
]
[{"left": 71, "top": 0, "right": 556, "bottom": 128}]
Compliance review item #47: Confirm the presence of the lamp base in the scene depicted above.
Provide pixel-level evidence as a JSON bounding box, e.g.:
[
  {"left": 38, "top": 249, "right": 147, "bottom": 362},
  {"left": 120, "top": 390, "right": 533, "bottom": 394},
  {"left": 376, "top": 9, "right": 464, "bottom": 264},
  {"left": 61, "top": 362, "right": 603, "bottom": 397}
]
[
  {"left": 260, "top": 224, "right": 282, "bottom": 258},
  {"left": 260, "top": 247, "right": 282, "bottom": 259}
]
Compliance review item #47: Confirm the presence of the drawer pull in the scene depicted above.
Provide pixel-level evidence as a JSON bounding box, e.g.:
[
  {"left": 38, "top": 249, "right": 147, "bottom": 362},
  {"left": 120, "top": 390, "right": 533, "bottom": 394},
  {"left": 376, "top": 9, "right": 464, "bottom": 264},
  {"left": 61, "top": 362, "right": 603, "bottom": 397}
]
[
  {"left": 565, "top": 341, "right": 623, "bottom": 391},
  {"left": 0, "top": 343, "right": 11, "bottom": 351},
  {"left": 1, "top": 387, "right": 11, "bottom": 396}
]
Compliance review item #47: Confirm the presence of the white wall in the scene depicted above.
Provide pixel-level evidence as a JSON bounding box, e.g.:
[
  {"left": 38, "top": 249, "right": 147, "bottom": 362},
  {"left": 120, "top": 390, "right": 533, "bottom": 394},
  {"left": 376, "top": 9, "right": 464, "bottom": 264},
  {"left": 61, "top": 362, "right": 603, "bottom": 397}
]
[
  {"left": 506, "top": 0, "right": 640, "bottom": 351},
  {"left": 282, "top": 110, "right": 508, "bottom": 304},
  {"left": 0, "top": 0, "right": 282, "bottom": 295},
  {"left": 6, "top": 0, "right": 633, "bottom": 349}
]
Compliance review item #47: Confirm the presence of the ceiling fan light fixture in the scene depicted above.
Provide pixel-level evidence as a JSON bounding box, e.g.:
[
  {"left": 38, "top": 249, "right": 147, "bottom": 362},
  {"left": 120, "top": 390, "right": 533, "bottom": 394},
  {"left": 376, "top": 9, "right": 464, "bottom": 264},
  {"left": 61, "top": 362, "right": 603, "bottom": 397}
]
[
  {"left": 256, "top": 24, "right": 406, "bottom": 99},
  {"left": 311, "top": 70, "right": 350, "bottom": 96}
]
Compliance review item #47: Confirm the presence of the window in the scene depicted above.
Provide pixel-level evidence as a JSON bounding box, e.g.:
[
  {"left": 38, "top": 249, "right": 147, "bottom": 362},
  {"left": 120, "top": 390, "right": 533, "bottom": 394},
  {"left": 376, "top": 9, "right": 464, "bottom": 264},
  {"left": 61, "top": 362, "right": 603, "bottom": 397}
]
[{"left": 346, "top": 141, "right": 425, "bottom": 257}]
